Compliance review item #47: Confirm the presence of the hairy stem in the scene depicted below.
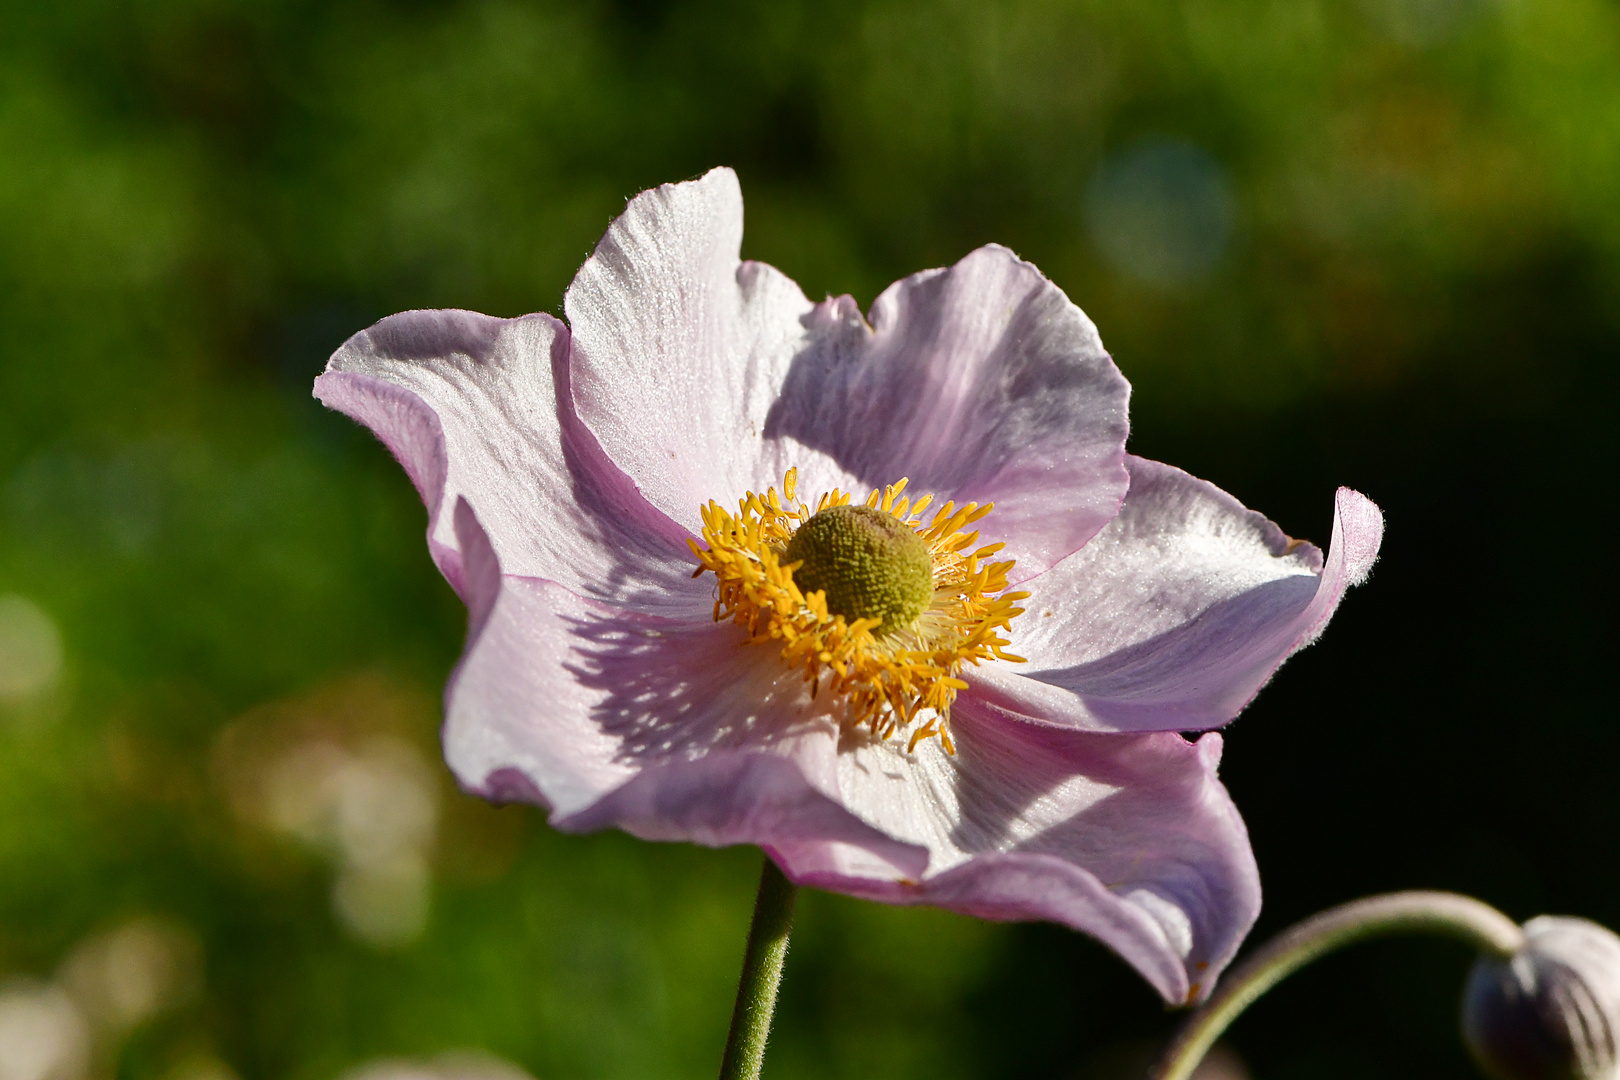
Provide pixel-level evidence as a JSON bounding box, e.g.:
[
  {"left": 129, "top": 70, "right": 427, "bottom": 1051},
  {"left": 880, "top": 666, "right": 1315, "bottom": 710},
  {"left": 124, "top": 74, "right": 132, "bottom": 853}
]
[
  {"left": 1148, "top": 890, "right": 1524, "bottom": 1080},
  {"left": 718, "top": 855, "right": 799, "bottom": 1080}
]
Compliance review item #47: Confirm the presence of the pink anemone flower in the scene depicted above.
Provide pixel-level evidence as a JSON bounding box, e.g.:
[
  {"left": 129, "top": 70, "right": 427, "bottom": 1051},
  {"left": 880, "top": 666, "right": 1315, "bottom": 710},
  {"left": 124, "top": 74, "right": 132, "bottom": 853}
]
[{"left": 314, "top": 168, "right": 1383, "bottom": 1004}]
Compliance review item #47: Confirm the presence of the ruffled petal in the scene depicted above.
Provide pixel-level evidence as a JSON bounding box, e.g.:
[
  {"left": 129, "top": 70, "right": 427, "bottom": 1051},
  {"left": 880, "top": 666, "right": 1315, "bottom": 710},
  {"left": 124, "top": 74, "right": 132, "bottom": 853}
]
[
  {"left": 767, "top": 247, "right": 1131, "bottom": 578},
  {"left": 967, "top": 456, "right": 1384, "bottom": 732},
  {"left": 315, "top": 308, "right": 705, "bottom": 615},
  {"left": 442, "top": 500, "right": 928, "bottom": 875},
  {"left": 768, "top": 697, "right": 1258, "bottom": 1004},
  {"left": 447, "top": 498, "right": 1255, "bottom": 1001},
  {"left": 564, "top": 168, "right": 840, "bottom": 533},
  {"left": 565, "top": 170, "right": 1130, "bottom": 578},
  {"left": 317, "top": 169, "right": 1365, "bottom": 1006}
]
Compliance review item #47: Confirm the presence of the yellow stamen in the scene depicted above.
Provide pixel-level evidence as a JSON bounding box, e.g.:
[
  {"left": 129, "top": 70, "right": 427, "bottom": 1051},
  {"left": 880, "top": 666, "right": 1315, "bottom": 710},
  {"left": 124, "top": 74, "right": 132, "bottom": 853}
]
[{"left": 687, "top": 469, "right": 1029, "bottom": 753}]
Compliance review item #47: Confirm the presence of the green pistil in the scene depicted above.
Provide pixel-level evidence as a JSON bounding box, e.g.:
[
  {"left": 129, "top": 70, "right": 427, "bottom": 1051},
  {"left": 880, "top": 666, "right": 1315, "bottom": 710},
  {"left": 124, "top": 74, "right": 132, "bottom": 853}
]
[{"left": 783, "top": 504, "right": 933, "bottom": 633}]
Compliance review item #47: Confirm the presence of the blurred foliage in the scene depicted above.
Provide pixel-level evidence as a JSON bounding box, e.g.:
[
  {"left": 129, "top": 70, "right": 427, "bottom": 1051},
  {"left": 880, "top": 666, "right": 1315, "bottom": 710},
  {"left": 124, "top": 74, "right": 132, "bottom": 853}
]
[{"left": 1, "top": 1, "right": 1617, "bottom": 1079}]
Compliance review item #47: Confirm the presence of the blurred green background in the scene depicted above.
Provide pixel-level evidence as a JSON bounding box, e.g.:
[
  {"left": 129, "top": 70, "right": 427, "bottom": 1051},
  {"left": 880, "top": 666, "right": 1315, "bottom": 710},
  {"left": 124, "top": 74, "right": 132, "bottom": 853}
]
[{"left": 2, "top": 1, "right": 1617, "bottom": 1078}]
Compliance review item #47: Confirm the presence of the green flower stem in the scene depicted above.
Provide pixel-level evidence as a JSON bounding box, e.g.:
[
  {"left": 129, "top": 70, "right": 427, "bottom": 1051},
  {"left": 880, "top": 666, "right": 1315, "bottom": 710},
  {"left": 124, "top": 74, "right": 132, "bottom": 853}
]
[
  {"left": 718, "top": 855, "right": 799, "bottom": 1080},
  {"left": 1147, "top": 890, "right": 1525, "bottom": 1080}
]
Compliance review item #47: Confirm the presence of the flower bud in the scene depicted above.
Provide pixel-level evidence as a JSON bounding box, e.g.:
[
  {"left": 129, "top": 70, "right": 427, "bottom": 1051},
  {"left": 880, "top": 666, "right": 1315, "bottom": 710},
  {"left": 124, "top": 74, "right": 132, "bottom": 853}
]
[{"left": 1462, "top": 916, "right": 1620, "bottom": 1080}]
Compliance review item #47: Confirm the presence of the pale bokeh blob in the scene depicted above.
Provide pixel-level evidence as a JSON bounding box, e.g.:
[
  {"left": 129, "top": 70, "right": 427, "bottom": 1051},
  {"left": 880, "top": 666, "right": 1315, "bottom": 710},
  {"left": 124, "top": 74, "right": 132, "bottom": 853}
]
[
  {"left": 0, "top": 983, "right": 89, "bottom": 1080},
  {"left": 0, "top": 596, "right": 63, "bottom": 703}
]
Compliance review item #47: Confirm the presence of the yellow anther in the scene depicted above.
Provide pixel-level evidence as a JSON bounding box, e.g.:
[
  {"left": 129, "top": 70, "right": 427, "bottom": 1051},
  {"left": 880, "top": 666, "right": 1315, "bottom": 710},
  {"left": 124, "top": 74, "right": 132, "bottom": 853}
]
[{"left": 689, "top": 468, "right": 1026, "bottom": 754}]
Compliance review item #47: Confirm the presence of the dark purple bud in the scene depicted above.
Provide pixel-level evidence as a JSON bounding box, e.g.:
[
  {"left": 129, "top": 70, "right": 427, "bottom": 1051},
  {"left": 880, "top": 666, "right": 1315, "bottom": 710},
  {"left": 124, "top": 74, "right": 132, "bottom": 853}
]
[{"left": 1462, "top": 916, "right": 1620, "bottom": 1080}]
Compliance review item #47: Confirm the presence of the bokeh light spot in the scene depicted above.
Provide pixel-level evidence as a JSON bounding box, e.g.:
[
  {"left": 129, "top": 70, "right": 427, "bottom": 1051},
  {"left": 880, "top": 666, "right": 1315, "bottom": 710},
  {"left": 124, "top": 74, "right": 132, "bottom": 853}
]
[
  {"left": 0, "top": 596, "right": 63, "bottom": 702},
  {"left": 57, "top": 918, "right": 200, "bottom": 1037},
  {"left": 213, "top": 675, "right": 443, "bottom": 950},
  {"left": 0, "top": 983, "right": 89, "bottom": 1080},
  {"left": 337, "top": 1053, "right": 537, "bottom": 1080}
]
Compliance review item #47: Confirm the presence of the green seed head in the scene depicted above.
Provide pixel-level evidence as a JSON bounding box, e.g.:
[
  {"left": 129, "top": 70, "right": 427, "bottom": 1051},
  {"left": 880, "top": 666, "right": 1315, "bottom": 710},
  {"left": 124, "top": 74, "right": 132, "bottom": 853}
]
[{"left": 783, "top": 504, "right": 934, "bottom": 632}]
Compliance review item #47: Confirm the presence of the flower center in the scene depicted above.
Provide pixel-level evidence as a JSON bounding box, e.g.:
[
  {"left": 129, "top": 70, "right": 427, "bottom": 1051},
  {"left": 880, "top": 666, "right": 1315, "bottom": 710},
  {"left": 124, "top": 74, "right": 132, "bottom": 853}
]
[
  {"left": 688, "top": 470, "right": 1029, "bottom": 753},
  {"left": 783, "top": 504, "right": 934, "bottom": 634}
]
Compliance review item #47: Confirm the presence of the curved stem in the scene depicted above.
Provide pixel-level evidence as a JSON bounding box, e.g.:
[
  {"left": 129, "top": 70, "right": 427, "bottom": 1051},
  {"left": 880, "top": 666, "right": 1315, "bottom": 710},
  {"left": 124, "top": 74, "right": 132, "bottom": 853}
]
[
  {"left": 1147, "top": 891, "right": 1524, "bottom": 1080},
  {"left": 718, "top": 855, "right": 799, "bottom": 1080}
]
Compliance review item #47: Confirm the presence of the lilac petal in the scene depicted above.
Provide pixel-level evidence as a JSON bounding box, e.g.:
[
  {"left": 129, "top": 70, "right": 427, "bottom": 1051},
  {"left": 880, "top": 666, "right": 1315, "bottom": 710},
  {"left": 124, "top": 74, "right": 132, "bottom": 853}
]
[
  {"left": 564, "top": 168, "right": 841, "bottom": 533},
  {"left": 769, "top": 247, "right": 1131, "bottom": 577},
  {"left": 315, "top": 308, "right": 705, "bottom": 615},
  {"left": 566, "top": 170, "right": 1130, "bottom": 577},
  {"left": 448, "top": 497, "right": 1252, "bottom": 1000},
  {"left": 443, "top": 499, "right": 929, "bottom": 875},
  {"left": 968, "top": 455, "right": 1384, "bottom": 732},
  {"left": 769, "top": 699, "right": 1258, "bottom": 1004}
]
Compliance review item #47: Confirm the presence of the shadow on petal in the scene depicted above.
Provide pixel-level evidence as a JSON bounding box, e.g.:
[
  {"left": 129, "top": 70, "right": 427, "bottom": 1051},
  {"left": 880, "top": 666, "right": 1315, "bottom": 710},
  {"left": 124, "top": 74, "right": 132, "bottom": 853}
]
[
  {"left": 556, "top": 604, "right": 838, "bottom": 765},
  {"left": 855, "top": 696, "right": 1258, "bottom": 1000},
  {"left": 549, "top": 596, "right": 930, "bottom": 869}
]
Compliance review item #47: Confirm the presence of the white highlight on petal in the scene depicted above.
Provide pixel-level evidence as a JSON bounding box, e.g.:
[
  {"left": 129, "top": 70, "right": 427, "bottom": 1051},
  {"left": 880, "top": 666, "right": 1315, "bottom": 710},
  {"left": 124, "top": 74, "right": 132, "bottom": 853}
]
[{"left": 1122, "top": 887, "right": 1197, "bottom": 960}]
